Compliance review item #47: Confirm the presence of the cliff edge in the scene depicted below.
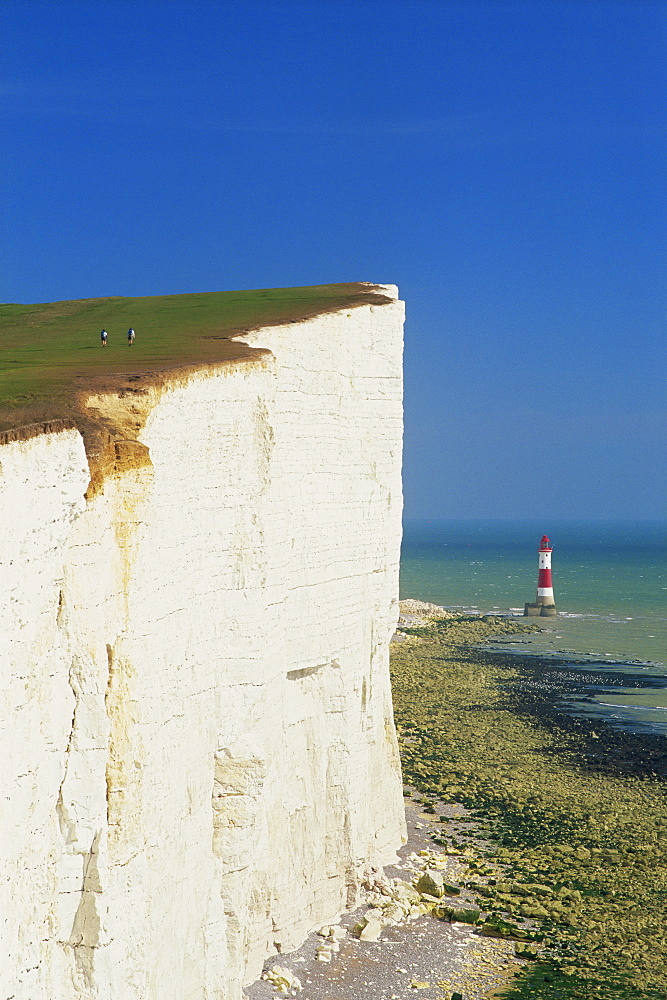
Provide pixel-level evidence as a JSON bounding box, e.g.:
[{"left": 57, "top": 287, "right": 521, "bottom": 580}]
[{"left": 0, "top": 285, "right": 406, "bottom": 999}]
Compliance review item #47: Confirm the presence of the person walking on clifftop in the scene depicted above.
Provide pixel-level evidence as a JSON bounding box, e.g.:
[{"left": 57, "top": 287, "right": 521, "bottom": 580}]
[
  {"left": 100, "top": 329, "right": 108, "bottom": 347},
  {"left": 127, "top": 327, "right": 135, "bottom": 346}
]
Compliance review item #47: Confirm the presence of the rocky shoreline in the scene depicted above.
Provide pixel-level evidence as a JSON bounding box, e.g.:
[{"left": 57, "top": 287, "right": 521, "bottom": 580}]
[
  {"left": 245, "top": 608, "right": 666, "bottom": 1000},
  {"left": 483, "top": 648, "right": 667, "bottom": 781},
  {"left": 391, "top": 612, "right": 667, "bottom": 998}
]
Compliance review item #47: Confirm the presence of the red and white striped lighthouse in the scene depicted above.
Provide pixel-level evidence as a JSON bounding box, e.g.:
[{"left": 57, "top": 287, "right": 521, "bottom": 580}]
[
  {"left": 524, "top": 534, "right": 557, "bottom": 616},
  {"left": 536, "top": 535, "right": 555, "bottom": 605}
]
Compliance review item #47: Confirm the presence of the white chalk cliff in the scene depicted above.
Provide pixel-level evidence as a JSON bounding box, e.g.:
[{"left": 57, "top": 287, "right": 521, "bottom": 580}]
[{"left": 0, "top": 288, "right": 406, "bottom": 999}]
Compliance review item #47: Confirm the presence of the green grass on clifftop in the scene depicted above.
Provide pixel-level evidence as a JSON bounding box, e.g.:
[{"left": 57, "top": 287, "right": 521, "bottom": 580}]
[{"left": 0, "top": 282, "right": 388, "bottom": 433}]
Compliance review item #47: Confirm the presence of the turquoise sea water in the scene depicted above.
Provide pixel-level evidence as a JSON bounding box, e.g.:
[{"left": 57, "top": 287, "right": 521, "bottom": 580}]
[{"left": 399, "top": 520, "right": 667, "bottom": 735}]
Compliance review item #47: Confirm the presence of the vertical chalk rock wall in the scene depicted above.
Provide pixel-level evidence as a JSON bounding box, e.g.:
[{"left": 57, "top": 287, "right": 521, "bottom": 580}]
[{"left": 0, "top": 289, "right": 406, "bottom": 1000}]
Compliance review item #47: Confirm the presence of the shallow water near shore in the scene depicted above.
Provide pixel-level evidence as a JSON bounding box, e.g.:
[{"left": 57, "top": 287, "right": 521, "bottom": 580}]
[{"left": 400, "top": 519, "right": 667, "bottom": 735}]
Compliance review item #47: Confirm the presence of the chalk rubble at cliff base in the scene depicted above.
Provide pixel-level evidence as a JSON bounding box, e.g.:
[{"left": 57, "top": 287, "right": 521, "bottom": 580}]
[
  {"left": 244, "top": 797, "right": 524, "bottom": 1000},
  {"left": 1, "top": 290, "right": 407, "bottom": 1000}
]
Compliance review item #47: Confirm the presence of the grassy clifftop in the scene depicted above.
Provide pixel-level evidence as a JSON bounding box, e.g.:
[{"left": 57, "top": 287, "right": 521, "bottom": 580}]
[{"left": 0, "top": 282, "right": 389, "bottom": 435}]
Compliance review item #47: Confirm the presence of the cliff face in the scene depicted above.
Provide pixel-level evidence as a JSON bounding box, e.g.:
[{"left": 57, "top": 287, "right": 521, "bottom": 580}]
[{"left": 0, "top": 289, "right": 406, "bottom": 999}]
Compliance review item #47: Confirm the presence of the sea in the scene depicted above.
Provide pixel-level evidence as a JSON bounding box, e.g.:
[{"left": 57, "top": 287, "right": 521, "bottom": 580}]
[{"left": 400, "top": 520, "right": 667, "bottom": 737}]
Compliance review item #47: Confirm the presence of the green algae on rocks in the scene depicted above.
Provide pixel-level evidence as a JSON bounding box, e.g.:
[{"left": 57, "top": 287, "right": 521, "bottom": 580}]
[{"left": 390, "top": 615, "right": 667, "bottom": 999}]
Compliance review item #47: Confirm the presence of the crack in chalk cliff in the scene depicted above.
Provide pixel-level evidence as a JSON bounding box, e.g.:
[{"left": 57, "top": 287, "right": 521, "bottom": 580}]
[
  {"left": 105, "top": 642, "right": 143, "bottom": 858},
  {"left": 211, "top": 751, "right": 266, "bottom": 856},
  {"left": 112, "top": 847, "right": 142, "bottom": 868},
  {"left": 212, "top": 749, "right": 268, "bottom": 980},
  {"left": 104, "top": 644, "right": 114, "bottom": 830},
  {"left": 55, "top": 660, "right": 79, "bottom": 847},
  {"left": 68, "top": 830, "right": 104, "bottom": 990},
  {"left": 110, "top": 458, "right": 154, "bottom": 624},
  {"left": 279, "top": 567, "right": 392, "bottom": 595},
  {"left": 253, "top": 397, "right": 274, "bottom": 496},
  {"left": 52, "top": 641, "right": 109, "bottom": 988}
]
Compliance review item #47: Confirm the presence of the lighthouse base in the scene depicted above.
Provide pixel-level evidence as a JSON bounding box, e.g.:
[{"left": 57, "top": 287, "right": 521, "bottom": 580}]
[{"left": 524, "top": 602, "right": 557, "bottom": 617}]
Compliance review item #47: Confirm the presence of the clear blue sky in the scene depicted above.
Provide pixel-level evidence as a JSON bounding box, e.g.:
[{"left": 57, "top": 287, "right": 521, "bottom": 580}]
[{"left": 2, "top": 0, "right": 665, "bottom": 519}]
